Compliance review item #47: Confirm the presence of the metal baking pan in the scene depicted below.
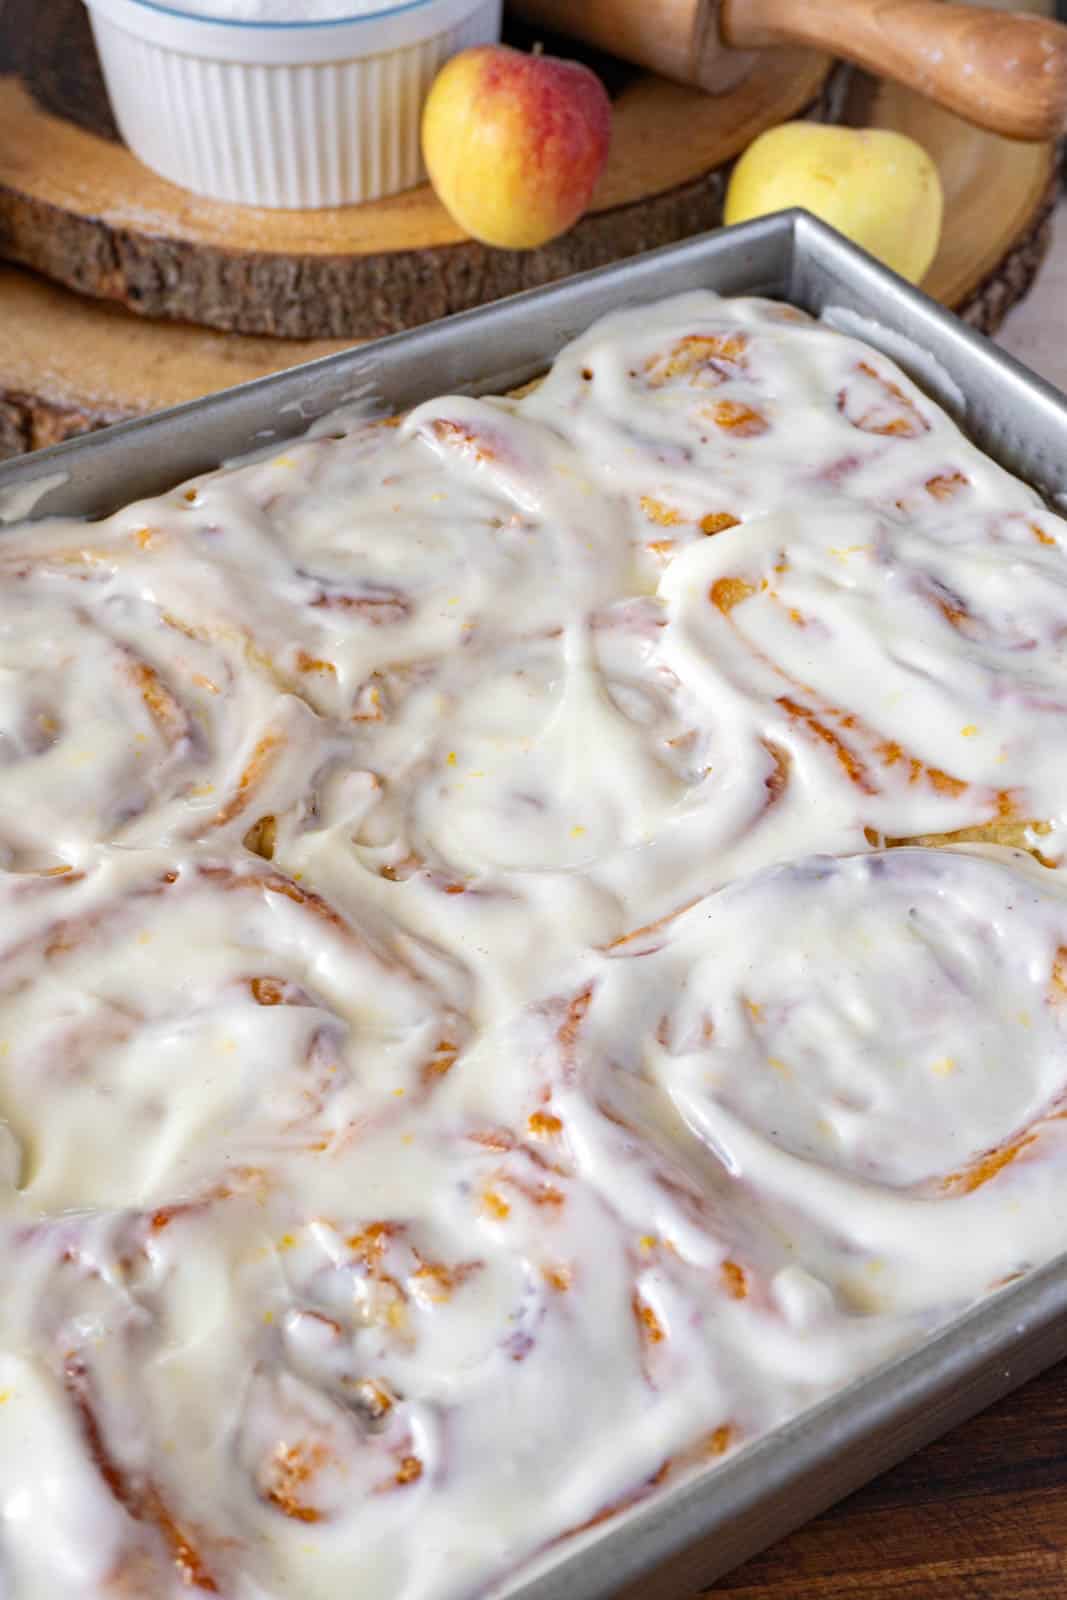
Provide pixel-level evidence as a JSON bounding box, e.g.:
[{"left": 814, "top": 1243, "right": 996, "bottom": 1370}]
[{"left": 4, "top": 211, "right": 1067, "bottom": 1597}]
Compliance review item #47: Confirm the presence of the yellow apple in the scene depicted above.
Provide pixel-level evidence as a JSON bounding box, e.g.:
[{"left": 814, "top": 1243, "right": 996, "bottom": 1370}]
[
  {"left": 421, "top": 44, "right": 612, "bottom": 250},
  {"left": 725, "top": 124, "right": 943, "bottom": 285}
]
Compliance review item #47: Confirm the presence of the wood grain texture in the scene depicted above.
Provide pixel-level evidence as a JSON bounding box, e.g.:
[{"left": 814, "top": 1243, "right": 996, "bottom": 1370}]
[
  {"left": 725, "top": 0, "right": 1067, "bottom": 141},
  {"left": 0, "top": 0, "right": 829, "bottom": 340},
  {"left": 512, "top": 0, "right": 1067, "bottom": 140},
  {"left": 0, "top": 53, "right": 830, "bottom": 340},
  {"left": 0, "top": 56, "right": 1056, "bottom": 457},
  {"left": 0, "top": 263, "right": 349, "bottom": 457},
  {"left": 0, "top": 177, "right": 1052, "bottom": 460},
  {"left": 711, "top": 1360, "right": 1067, "bottom": 1597},
  {"left": 0, "top": 51, "right": 1051, "bottom": 343},
  {"left": 857, "top": 75, "right": 1057, "bottom": 310},
  {"left": 957, "top": 180, "right": 1057, "bottom": 337},
  {"left": 506, "top": 0, "right": 757, "bottom": 93}
]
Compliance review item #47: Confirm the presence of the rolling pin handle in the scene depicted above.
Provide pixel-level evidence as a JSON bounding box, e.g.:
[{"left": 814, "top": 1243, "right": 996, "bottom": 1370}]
[
  {"left": 508, "top": 0, "right": 1067, "bottom": 142},
  {"left": 721, "top": 0, "right": 1067, "bottom": 143}
]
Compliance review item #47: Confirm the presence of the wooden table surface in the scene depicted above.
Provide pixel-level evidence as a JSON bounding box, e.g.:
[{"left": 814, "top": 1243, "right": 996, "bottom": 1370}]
[{"left": 705, "top": 1360, "right": 1067, "bottom": 1597}]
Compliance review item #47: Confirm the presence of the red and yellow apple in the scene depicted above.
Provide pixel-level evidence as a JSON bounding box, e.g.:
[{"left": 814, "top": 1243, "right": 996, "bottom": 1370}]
[{"left": 421, "top": 44, "right": 612, "bottom": 250}]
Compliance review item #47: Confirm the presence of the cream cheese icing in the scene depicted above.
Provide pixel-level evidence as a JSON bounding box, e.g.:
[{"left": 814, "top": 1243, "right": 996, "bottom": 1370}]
[{"left": 1, "top": 291, "right": 1067, "bottom": 1597}]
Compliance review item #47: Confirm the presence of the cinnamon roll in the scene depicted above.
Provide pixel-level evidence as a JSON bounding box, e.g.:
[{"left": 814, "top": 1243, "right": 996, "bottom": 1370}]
[
  {"left": 3, "top": 289, "right": 1067, "bottom": 1599},
  {"left": 586, "top": 848, "right": 1067, "bottom": 1315}
]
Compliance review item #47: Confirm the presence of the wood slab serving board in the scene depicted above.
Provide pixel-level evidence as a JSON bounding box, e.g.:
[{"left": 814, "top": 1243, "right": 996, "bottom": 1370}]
[
  {"left": 0, "top": 57, "right": 833, "bottom": 341},
  {"left": 0, "top": 0, "right": 833, "bottom": 340},
  {"left": 0, "top": 74, "right": 1055, "bottom": 459},
  {"left": 0, "top": 264, "right": 348, "bottom": 457},
  {"left": 0, "top": 0, "right": 1057, "bottom": 456}
]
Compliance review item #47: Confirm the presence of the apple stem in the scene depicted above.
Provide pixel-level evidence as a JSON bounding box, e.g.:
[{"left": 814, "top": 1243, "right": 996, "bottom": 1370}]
[{"left": 532, "top": 40, "right": 544, "bottom": 56}]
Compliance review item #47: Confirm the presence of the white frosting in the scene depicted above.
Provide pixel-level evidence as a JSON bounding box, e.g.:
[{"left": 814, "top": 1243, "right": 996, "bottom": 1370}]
[{"left": 1, "top": 291, "right": 1067, "bottom": 1597}]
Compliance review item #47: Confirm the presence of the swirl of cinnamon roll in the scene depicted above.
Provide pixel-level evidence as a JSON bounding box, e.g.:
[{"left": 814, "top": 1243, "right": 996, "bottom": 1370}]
[
  {"left": 0, "top": 850, "right": 916, "bottom": 1599},
  {"left": 0, "top": 562, "right": 346, "bottom": 868},
  {"left": 657, "top": 501, "right": 1067, "bottom": 861},
  {"left": 63, "top": 404, "right": 617, "bottom": 725},
  {"left": 520, "top": 293, "right": 1049, "bottom": 571},
  {"left": 571, "top": 847, "right": 1067, "bottom": 1318},
  {"left": 6, "top": 286, "right": 1067, "bottom": 1600},
  {"left": 0, "top": 1022, "right": 912, "bottom": 1600},
  {"left": 0, "top": 854, "right": 469, "bottom": 1215},
  {"left": 241, "top": 399, "right": 790, "bottom": 964}
]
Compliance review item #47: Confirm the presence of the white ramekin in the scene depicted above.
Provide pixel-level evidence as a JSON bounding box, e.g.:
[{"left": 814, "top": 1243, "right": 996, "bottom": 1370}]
[{"left": 83, "top": 0, "right": 502, "bottom": 209}]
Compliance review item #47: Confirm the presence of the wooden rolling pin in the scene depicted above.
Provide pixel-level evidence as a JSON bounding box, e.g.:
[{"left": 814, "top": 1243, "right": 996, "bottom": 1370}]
[{"left": 508, "top": 0, "right": 1067, "bottom": 141}]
